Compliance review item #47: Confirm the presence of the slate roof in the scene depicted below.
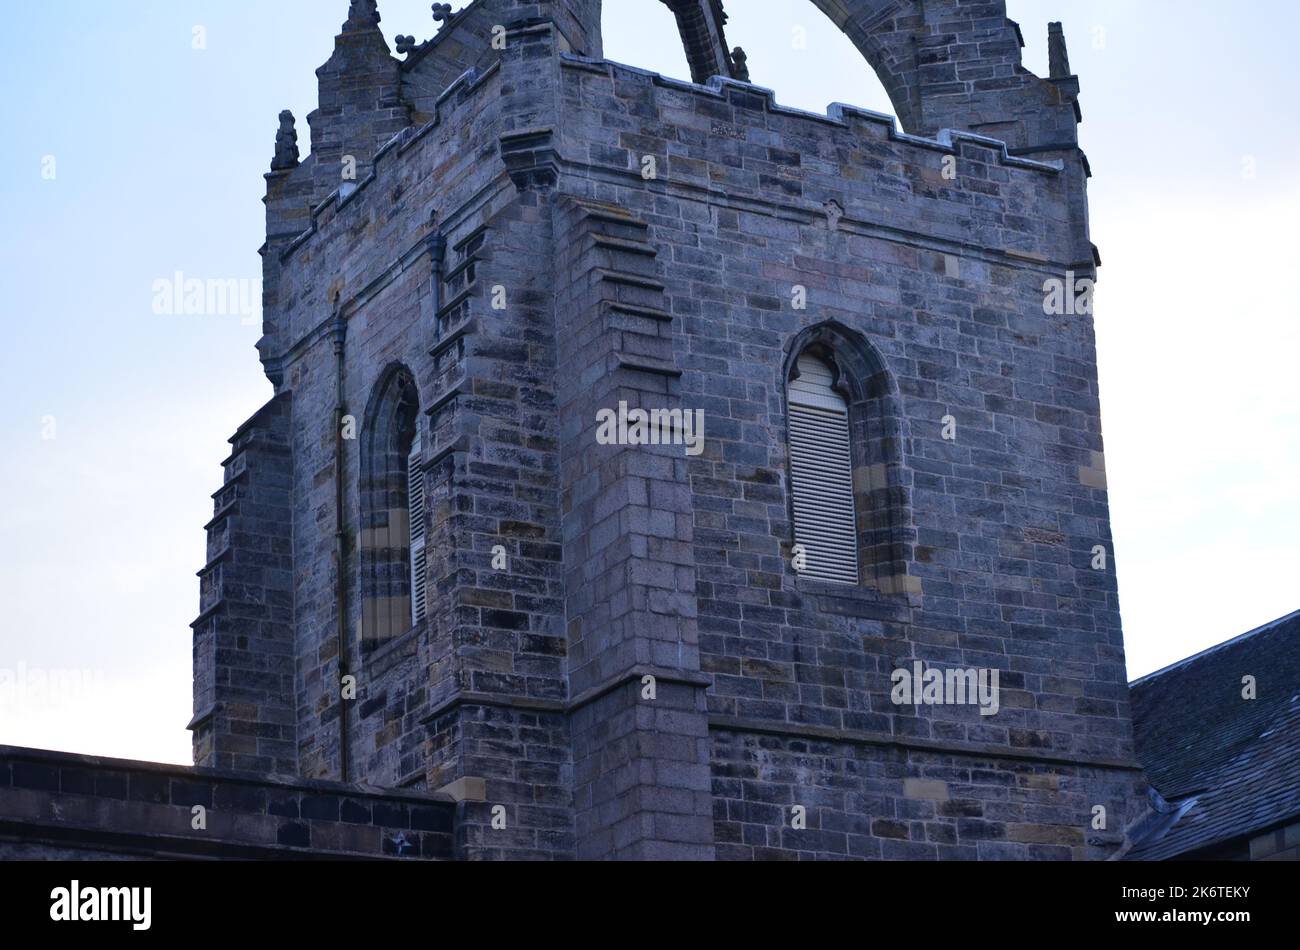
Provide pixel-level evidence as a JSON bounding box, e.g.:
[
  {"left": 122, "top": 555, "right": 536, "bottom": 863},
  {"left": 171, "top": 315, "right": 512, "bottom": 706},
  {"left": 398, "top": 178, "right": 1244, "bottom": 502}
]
[{"left": 1126, "top": 609, "right": 1300, "bottom": 860}]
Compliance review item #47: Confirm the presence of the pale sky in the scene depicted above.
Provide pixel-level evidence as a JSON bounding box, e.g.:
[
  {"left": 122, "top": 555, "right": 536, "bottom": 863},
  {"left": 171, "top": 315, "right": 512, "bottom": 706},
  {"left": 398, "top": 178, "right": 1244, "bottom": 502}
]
[{"left": 1, "top": 1, "right": 1296, "bottom": 765}]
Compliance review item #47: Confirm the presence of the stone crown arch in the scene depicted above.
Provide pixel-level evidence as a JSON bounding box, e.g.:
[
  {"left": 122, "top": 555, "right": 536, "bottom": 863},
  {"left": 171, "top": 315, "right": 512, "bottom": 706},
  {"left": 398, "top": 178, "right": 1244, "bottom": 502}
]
[
  {"left": 802, "top": 0, "right": 924, "bottom": 133},
  {"left": 638, "top": 0, "right": 1078, "bottom": 149},
  {"left": 646, "top": 0, "right": 925, "bottom": 130}
]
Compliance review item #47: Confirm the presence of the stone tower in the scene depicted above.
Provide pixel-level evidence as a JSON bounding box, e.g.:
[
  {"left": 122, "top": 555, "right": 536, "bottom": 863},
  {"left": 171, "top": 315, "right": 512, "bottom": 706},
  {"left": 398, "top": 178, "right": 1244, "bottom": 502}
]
[{"left": 192, "top": 0, "right": 1144, "bottom": 860}]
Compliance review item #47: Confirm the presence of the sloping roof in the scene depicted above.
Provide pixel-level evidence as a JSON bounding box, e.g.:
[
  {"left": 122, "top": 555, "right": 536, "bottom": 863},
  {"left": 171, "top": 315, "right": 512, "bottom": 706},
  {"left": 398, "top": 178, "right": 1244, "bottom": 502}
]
[{"left": 1126, "top": 609, "right": 1300, "bottom": 859}]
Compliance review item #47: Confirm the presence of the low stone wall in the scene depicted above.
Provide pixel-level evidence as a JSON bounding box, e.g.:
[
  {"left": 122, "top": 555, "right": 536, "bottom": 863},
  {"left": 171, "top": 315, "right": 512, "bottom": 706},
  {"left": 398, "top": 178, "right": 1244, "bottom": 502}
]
[{"left": 0, "top": 746, "right": 457, "bottom": 860}]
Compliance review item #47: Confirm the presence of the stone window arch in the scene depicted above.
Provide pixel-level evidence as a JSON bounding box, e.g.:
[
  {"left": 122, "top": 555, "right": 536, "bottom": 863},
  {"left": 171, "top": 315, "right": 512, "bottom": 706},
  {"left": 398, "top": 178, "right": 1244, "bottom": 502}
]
[
  {"left": 784, "top": 322, "right": 914, "bottom": 592},
  {"left": 359, "top": 364, "right": 426, "bottom": 650}
]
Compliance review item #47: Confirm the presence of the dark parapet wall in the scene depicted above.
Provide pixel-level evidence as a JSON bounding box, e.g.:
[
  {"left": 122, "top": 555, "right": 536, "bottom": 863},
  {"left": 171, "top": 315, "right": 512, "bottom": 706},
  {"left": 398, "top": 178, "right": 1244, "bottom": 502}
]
[{"left": 0, "top": 746, "right": 456, "bottom": 860}]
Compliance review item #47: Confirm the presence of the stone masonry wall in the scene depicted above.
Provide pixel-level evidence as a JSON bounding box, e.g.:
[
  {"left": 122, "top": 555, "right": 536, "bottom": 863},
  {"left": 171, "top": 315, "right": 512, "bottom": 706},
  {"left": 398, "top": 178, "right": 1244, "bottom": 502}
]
[
  {"left": 552, "top": 55, "right": 1141, "bottom": 856},
  {"left": 553, "top": 195, "right": 715, "bottom": 859},
  {"left": 711, "top": 729, "right": 1142, "bottom": 860},
  {"left": 274, "top": 62, "right": 514, "bottom": 785},
  {"left": 225, "top": 0, "right": 1141, "bottom": 860},
  {"left": 265, "top": 19, "right": 580, "bottom": 858},
  {"left": 0, "top": 746, "right": 455, "bottom": 860}
]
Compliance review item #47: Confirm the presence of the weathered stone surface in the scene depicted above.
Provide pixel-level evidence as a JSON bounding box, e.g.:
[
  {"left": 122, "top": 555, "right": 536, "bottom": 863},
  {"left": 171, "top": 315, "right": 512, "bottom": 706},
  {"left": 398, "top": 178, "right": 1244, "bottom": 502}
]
[
  {"left": 222, "top": 0, "right": 1138, "bottom": 861},
  {"left": 7, "top": 0, "right": 1145, "bottom": 862}
]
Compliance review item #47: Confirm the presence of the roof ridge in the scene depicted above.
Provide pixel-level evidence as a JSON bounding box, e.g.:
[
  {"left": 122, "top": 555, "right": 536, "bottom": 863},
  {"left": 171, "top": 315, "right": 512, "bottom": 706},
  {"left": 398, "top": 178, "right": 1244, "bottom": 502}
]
[{"left": 1129, "top": 608, "right": 1300, "bottom": 688}]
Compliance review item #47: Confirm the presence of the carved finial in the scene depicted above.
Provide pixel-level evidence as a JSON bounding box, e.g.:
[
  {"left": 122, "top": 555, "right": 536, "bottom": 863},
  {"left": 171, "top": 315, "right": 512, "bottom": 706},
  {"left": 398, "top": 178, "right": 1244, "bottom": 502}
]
[
  {"left": 432, "top": 3, "right": 453, "bottom": 26},
  {"left": 1048, "top": 22, "right": 1071, "bottom": 78},
  {"left": 396, "top": 35, "right": 418, "bottom": 55},
  {"left": 730, "top": 47, "right": 750, "bottom": 83},
  {"left": 271, "top": 110, "right": 299, "bottom": 171},
  {"left": 345, "top": 0, "right": 381, "bottom": 30}
]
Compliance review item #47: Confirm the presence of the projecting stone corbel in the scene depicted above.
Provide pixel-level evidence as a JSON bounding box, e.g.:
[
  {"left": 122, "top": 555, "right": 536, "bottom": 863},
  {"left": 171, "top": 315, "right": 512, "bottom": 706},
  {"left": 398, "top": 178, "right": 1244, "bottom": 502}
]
[{"left": 498, "top": 128, "right": 559, "bottom": 190}]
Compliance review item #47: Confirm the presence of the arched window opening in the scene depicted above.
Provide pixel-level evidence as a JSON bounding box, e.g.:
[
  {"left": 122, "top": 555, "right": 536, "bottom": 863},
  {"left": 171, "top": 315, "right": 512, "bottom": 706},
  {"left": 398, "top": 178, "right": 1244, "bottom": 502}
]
[
  {"left": 788, "top": 354, "right": 859, "bottom": 584},
  {"left": 785, "top": 323, "right": 915, "bottom": 594},
  {"left": 360, "top": 366, "right": 426, "bottom": 651}
]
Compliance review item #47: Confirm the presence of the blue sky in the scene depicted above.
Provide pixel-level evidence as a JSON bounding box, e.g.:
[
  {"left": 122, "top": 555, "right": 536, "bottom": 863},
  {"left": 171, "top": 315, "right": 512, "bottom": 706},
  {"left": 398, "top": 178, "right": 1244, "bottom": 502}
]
[{"left": 1, "top": 0, "right": 1296, "bottom": 764}]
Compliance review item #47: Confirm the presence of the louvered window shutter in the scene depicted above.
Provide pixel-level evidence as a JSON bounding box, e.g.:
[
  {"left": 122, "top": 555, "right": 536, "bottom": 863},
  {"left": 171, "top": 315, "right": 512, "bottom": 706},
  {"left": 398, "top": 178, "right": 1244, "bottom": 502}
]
[
  {"left": 408, "top": 436, "right": 428, "bottom": 625},
  {"left": 788, "top": 354, "right": 859, "bottom": 584}
]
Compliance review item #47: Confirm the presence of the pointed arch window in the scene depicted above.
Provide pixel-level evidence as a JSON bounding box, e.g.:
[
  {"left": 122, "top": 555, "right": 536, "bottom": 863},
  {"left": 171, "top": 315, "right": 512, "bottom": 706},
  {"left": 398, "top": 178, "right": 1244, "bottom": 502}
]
[
  {"left": 360, "top": 366, "right": 427, "bottom": 651},
  {"left": 784, "top": 324, "right": 916, "bottom": 594}
]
